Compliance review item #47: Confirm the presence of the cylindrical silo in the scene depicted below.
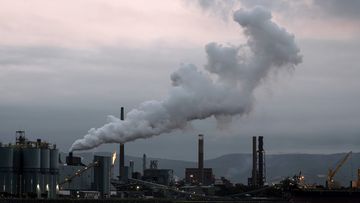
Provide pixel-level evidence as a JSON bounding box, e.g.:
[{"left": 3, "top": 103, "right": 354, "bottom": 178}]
[
  {"left": 49, "top": 148, "right": 59, "bottom": 199},
  {"left": 0, "top": 147, "right": 14, "bottom": 194},
  {"left": 40, "top": 148, "right": 50, "bottom": 196},
  {"left": 12, "top": 147, "right": 22, "bottom": 196},
  {"left": 22, "top": 147, "right": 41, "bottom": 195},
  {"left": 94, "top": 155, "right": 111, "bottom": 198}
]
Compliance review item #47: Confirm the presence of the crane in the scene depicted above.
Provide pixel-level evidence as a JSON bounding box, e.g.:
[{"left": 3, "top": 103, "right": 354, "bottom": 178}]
[{"left": 326, "top": 151, "right": 352, "bottom": 189}]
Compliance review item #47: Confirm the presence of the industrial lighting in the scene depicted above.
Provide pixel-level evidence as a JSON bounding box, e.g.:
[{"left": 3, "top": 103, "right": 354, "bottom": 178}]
[
  {"left": 36, "top": 184, "right": 41, "bottom": 198},
  {"left": 112, "top": 150, "right": 117, "bottom": 166}
]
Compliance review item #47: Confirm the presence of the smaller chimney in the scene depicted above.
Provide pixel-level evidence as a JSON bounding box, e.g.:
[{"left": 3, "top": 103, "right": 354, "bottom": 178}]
[
  {"left": 129, "top": 160, "right": 134, "bottom": 176},
  {"left": 120, "top": 143, "right": 125, "bottom": 180},
  {"left": 143, "top": 154, "right": 147, "bottom": 174},
  {"left": 119, "top": 107, "right": 125, "bottom": 180},
  {"left": 198, "top": 134, "right": 204, "bottom": 185},
  {"left": 120, "top": 107, "right": 124, "bottom": 120},
  {"left": 258, "top": 136, "right": 264, "bottom": 186},
  {"left": 252, "top": 136, "right": 257, "bottom": 187}
]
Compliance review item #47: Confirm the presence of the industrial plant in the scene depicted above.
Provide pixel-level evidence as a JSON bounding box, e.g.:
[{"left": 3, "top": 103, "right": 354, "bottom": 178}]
[
  {"left": 1, "top": 131, "right": 359, "bottom": 203},
  {"left": 1, "top": 110, "right": 360, "bottom": 203}
]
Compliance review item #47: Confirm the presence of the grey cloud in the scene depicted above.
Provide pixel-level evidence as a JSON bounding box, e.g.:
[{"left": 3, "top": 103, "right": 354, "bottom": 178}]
[
  {"left": 189, "top": 0, "right": 239, "bottom": 21},
  {"left": 0, "top": 45, "right": 206, "bottom": 108},
  {"left": 191, "top": 0, "right": 291, "bottom": 21},
  {"left": 237, "top": 0, "right": 290, "bottom": 11},
  {"left": 192, "top": 0, "right": 360, "bottom": 22},
  {"left": 313, "top": 0, "right": 360, "bottom": 19}
]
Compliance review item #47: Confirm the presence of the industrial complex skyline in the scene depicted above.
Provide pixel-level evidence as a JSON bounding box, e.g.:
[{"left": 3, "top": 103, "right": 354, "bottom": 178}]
[{"left": 0, "top": 0, "right": 360, "bottom": 161}]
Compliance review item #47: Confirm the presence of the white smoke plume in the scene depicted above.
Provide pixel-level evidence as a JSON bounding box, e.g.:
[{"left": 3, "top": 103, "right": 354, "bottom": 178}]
[{"left": 70, "top": 6, "right": 302, "bottom": 151}]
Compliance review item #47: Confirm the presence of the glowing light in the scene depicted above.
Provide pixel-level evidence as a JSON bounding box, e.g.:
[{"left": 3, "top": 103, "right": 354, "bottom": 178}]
[
  {"left": 36, "top": 183, "right": 41, "bottom": 195},
  {"left": 112, "top": 150, "right": 117, "bottom": 166}
]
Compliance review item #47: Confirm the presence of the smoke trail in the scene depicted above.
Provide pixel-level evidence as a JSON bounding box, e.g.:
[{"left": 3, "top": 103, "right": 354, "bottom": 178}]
[{"left": 70, "top": 6, "right": 302, "bottom": 151}]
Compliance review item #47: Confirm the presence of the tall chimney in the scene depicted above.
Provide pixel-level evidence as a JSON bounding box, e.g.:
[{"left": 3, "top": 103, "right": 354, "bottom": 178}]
[
  {"left": 252, "top": 136, "right": 257, "bottom": 187},
  {"left": 142, "top": 153, "right": 147, "bottom": 174},
  {"left": 120, "top": 107, "right": 124, "bottom": 120},
  {"left": 120, "top": 144, "right": 125, "bottom": 180},
  {"left": 198, "top": 134, "right": 204, "bottom": 185},
  {"left": 129, "top": 160, "right": 134, "bottom": 176},
  {"left": 258, "top": 136, "right": 264, "bottom": 186},
  {"left": 119, "top": 107, "right": 125, "bottom": 180}
]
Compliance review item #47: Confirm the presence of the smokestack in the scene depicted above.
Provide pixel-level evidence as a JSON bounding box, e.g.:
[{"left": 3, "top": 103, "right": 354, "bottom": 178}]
[
  {"left": 119, "top": 107, "right": 125, "bottom": 180},
  {"left": 258, "top": 136, "right": 264, "bottom": 186},
  {"left": 252, "top": 136, "right": 257, "bottom": 187},
  {"left": 129, "top": 160, "right": 134, "bottom": 176},
  {"left": 198, "top": 134, "right": 204, "bottom": 185},
  {"left": 120, "top": 107, "right": 124, "bottom": 120},
  {"left": 142, "top": 153, "right": 147, "bottom": 174},
  {"left": 120, "top": 144, "right": 124, "bottom": 180}
]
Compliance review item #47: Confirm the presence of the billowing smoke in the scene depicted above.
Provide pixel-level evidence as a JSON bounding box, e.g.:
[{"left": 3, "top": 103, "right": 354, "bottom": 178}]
[{"left": 70, "top": 6, "right": 302, "bottom": 152}]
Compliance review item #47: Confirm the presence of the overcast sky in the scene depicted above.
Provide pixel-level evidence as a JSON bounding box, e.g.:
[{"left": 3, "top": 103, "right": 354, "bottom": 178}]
[{"left": 0, "top": 0, "right": 359, "bottom": 161}]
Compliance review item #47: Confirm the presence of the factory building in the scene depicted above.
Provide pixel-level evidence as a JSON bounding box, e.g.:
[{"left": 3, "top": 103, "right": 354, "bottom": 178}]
[
  {"left": 185, "top": 134, "right": 214, "bottom": 186},
  {"left": 0, "top": 131, "right": 59, "bottom": 198},
  {"left": 185, "top": 168, "right": 214, "bottom": 186},
  {"left": 58, "top": 153, "right": 92, "bottom": 191},
  {"left": 143, "top": 169, "right": 174, "bottom": 186},
  {"left": 142, "top": 160, "right": 174, "bottom": 186},
  {"left": 58, "top": 153, "right": 112, "bottom": 198},
  {"left": 93, "top": 156, "right": 111, "bottom": 198}
]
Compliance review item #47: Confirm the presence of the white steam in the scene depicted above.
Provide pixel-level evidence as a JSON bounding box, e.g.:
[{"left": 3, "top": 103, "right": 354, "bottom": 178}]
[{"left": 70, "top": 7, "right": 302, "bottom": 152}]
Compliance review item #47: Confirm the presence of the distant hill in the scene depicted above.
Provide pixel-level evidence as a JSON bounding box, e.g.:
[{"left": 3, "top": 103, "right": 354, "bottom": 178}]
[{"left": 60, "top": 152, "right": 360, "bottom": 186}]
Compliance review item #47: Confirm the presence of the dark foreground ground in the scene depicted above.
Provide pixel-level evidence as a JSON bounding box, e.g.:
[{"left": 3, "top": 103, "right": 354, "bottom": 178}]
[{"left": 0, "top": 198, "right": 288, "bottom": 203}]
